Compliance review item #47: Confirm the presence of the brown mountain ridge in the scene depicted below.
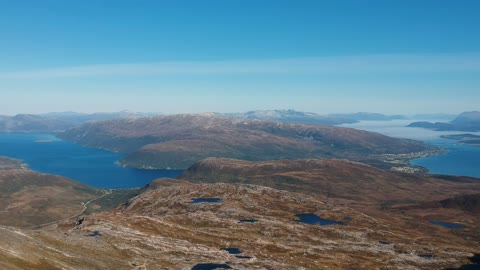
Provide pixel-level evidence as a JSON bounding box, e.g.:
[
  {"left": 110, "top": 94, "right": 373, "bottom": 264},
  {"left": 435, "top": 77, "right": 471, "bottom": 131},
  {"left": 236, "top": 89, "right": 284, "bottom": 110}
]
[
  {"left": 0, "top": 169, "right": 100, "bottom": 228},
  {"left": 59, "top": 114, "right": 434, "bottom": 170},
  {"left": 179, "top": 158, "right": 480, "bottom": 211}
]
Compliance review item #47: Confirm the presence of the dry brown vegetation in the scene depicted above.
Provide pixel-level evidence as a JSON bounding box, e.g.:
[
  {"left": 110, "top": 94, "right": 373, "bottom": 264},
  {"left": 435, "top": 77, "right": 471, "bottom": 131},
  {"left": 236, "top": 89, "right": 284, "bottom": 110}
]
[
  {"left": 1, "top": 156, "right": 479, "bottom": 269},
  {"left": 0, "top": 169, "right": 99, "bottom": 227},
  {"left": 180, "top": 158, "right": 480, "bottom": 208},
  {"left": 59, "top": 114, "right": 433, "bottom": 169},
  {"left": 1, "top": 179, "right": 478, "bottom": 269}
]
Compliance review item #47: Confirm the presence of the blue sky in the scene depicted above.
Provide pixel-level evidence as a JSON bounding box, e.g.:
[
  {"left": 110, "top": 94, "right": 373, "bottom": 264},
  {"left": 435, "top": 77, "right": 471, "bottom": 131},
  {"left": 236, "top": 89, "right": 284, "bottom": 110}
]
[{"left": 0, "top": 0, "right": 479, "bottom": 115}]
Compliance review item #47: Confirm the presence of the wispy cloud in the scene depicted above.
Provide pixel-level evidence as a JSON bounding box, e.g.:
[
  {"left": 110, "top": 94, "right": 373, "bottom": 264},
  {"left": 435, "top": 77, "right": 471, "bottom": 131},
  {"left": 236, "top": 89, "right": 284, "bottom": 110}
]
[{"left": 1, "top": 53, "right": 480, "bottom": 79}]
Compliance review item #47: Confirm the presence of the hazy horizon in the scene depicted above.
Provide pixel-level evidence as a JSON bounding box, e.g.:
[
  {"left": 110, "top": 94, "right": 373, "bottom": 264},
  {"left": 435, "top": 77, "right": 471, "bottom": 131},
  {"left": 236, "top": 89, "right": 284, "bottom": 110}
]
[{"left": 0, "top": 108, "right": 466, "bottom": 118}]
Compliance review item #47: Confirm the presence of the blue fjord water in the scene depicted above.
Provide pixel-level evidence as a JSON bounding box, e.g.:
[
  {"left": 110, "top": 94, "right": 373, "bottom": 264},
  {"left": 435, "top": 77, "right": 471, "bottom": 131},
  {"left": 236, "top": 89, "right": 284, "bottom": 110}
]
[
  {"left": 0, "top": 133, "right": 182, "bottom": 189},
  {"left": 341, "top": 120, "right": 480, "bottom": 178},
  {"left": 411, "top": 138, "right": 480, "bottom": 178},
  {"left": 2, "top": 120, "right": 480, "bottom": 189}
]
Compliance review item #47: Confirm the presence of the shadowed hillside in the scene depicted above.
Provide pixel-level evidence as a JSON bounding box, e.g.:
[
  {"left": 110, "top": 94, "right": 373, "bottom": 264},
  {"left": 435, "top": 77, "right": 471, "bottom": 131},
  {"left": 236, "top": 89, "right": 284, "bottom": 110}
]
[
  {"left": 0, "top": 169, "right": 101, "bottom": 227},
  {"left": 179, "top": 158, "right": 480, "bottom": 207},
  {"left": 401, "top": 193, "right": 480, "bottom": 214},
  {"left": 0, "top": 157, "right": 101, "bottom": 227}
]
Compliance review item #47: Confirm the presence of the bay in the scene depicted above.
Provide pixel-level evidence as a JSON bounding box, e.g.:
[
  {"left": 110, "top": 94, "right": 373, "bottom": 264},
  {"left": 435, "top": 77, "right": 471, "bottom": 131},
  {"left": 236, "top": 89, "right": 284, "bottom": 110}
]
[
  {"left": 0, "top": 133, "right": 182, "bottom": 189},
  {"left": 340, "top": 120, "right": 480, "bottom": 178}
]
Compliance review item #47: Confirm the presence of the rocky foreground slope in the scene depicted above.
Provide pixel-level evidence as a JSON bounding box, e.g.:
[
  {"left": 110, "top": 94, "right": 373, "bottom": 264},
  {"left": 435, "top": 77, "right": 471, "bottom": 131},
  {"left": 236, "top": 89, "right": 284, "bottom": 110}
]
[
  {"left": 0, "top": 158, "right": 479, "bottom": 269},
  {"left": 0, "top": 179, "right": 478, "bottom": 270},
  {"left": 59, "top": 114, "right": 433, "bottom": 170}
]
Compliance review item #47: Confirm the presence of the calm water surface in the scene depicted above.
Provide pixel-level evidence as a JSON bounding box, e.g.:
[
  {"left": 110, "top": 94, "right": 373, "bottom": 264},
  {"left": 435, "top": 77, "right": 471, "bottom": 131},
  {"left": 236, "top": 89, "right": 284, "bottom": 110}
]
[
  {"left": 191, "top": 198, "right": 222, "bottom": 204},
  {"left": 411, "top": 138, "right": 480, "bottom": 177},
  {"left": 341, "top": 120, "right": 480, "bottom": 178},
  {"left": 430, "top": 221, "right": 464, "bottom": 229},
  {"left": 0, "top": 133, "right": 182, "bottom": 189},
  {"left": 294, "top": 213, "right": 345, "bottom": 226}
]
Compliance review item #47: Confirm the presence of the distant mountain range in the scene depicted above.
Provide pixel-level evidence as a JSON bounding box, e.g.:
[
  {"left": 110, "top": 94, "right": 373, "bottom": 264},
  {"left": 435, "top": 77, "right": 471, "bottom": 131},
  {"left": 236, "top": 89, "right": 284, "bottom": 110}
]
[
  {"left": 329, "top": 112, "right": 407, "bottom": 121},
  {"left": 0, "top": 114, "right": 73, "bottom": 133},
  {"left": 39, "top": 110, "right": 157, "bottom": 125},
  {"left": 59, "top": 113, "right": 433, "bottom": 170},
  {"left": 0, "top": 109, "right": 467, "bottom": 134},
  {"left": 223, "top": 109, "right": 406, "bottom": 125},
  {"left": 408, "top": 111, "right": 480, "bottom": 131},
  {"left": 0, "top": 111, "right": 157, "bottom": 133}
]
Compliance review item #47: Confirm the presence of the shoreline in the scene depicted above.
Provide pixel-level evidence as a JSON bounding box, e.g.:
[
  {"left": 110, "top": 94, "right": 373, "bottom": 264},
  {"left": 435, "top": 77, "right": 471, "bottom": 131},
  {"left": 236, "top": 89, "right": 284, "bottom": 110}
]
[{"left": 377, "top": 148, "right": 447, "bottom": 174}]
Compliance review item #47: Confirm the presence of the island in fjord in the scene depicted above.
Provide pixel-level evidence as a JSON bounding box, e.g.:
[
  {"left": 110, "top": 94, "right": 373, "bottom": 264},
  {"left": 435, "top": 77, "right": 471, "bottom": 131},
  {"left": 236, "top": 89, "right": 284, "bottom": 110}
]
[{"left": 408, "top": 111, "right": 480, "bottom": 132}]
